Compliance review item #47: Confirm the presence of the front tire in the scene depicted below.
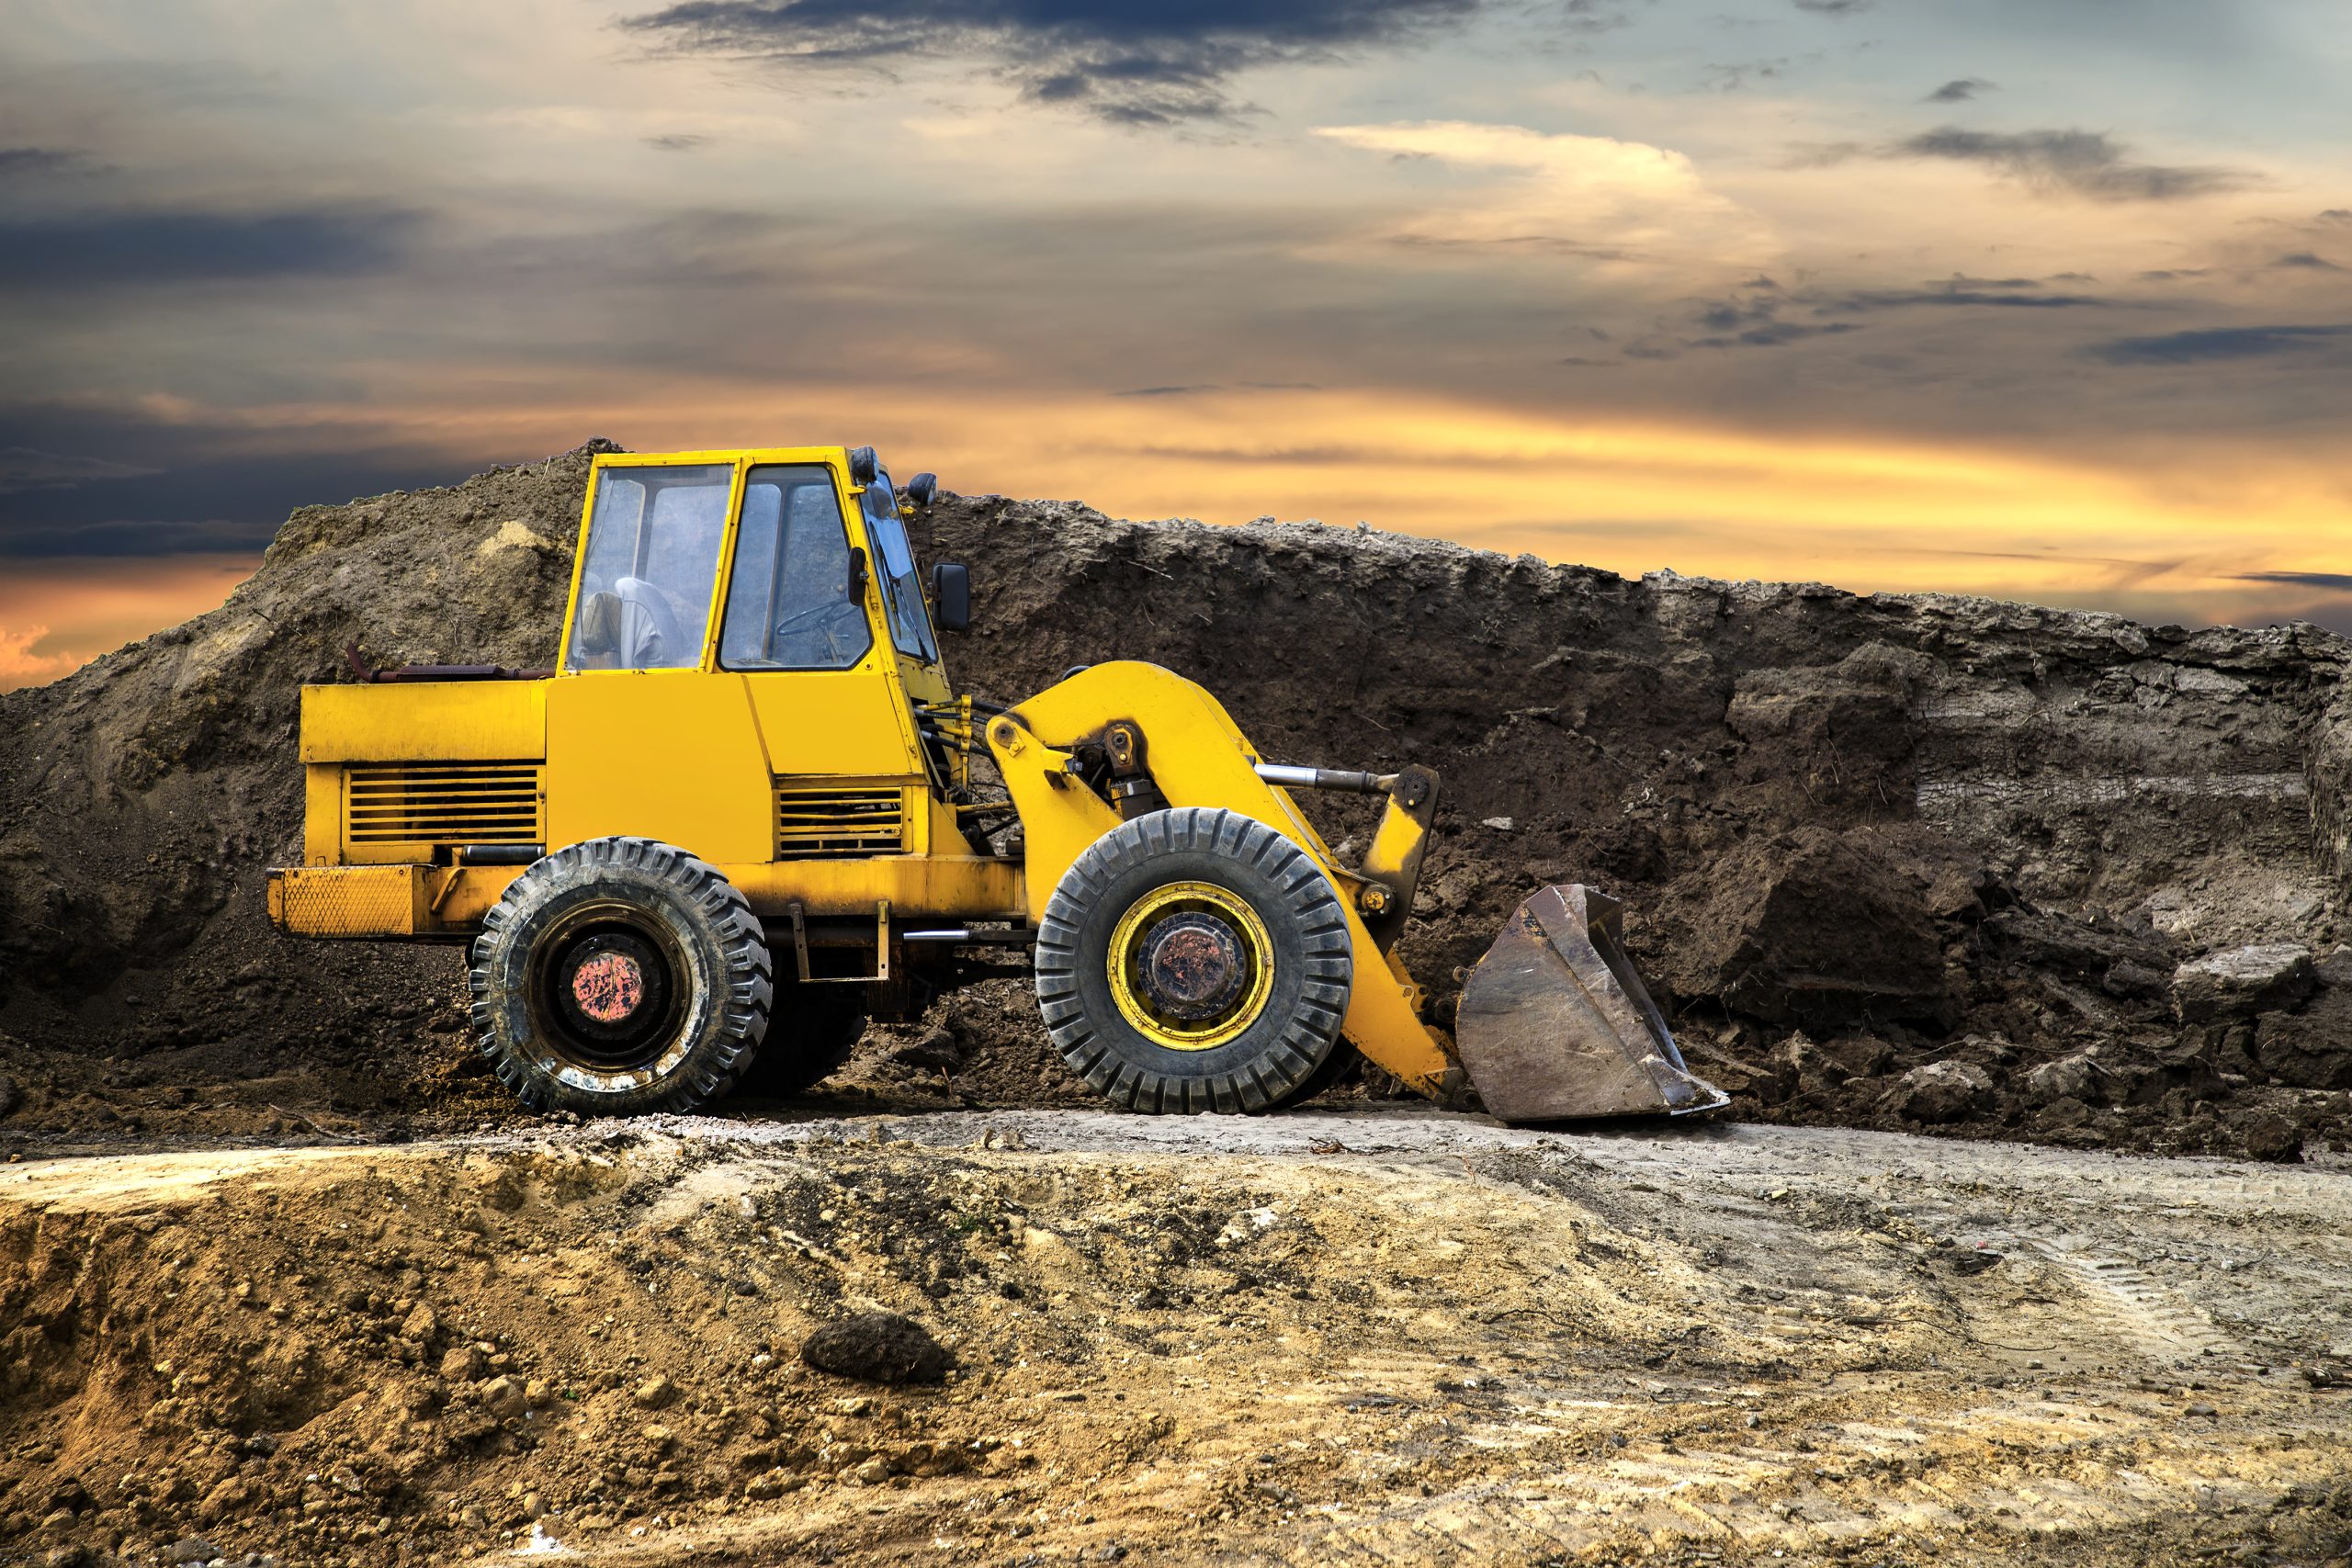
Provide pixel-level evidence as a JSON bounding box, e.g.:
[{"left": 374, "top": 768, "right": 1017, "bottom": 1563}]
[
  {"left": 1036, "top": 807, "right": 1353, "bottom": 1113},
  {"left": 469, "top": 837, "right": 771, "bottom": 1115}
]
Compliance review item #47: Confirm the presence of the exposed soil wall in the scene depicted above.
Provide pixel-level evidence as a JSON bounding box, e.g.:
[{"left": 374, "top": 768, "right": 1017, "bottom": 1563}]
[{"left": 2, "top": 446, "right": 2347, "bottom": 1158}]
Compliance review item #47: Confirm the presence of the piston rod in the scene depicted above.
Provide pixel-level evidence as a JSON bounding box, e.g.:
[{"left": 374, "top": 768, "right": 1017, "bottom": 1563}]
[{"left": 1254, "top": 763, "right": 1400, "bottom": 795}]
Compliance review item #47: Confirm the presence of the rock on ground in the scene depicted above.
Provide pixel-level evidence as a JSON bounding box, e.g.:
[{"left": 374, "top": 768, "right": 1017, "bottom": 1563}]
[{"left": 801, "top": 1313, "right": 954, "bottom": 1385}]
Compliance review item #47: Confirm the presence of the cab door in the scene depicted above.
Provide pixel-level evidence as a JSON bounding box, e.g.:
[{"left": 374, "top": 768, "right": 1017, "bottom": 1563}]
[
  {"left": 544, "top": 457, "right": 770, "bottom": 863},
  {"left": 721, "top": 463, "right": 929, "bottom": 859}
]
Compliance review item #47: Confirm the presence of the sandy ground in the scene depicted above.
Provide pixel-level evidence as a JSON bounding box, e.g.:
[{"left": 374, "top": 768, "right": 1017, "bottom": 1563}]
[{"left": 4, "top": 1111, "right": 2349, "bottom": 1567}]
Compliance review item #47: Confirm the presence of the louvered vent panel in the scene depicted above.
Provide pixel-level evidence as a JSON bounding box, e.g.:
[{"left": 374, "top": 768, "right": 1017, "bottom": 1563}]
[
  {"left": 346, "top": 762, "right": 542, "bottom": 846},
  {"left": 775, "top": 784, "right": 905, "bottom": 858}
]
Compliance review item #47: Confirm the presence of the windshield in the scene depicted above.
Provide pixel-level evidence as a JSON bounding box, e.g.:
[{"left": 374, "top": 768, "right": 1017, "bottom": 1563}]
[
  {"left": 719, "top": 465, "right": 872, "bottom": 671},
  {"left": 566, "top": 464, "right": 733, "bottom": 671},
  {"left": 862, "top": 475, "right": 939, "bottom": 663}
]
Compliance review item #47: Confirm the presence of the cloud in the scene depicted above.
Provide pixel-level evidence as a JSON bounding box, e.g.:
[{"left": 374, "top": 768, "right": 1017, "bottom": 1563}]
[
  {"left": 1792, "top": 0, "right": 1871, "bottom": 14},
  {"left": 2273, "top": 251, "right": 2343, "bottom": 270},
  {"left": 1315, "top": 120, "right": 1772, "bottom": 266},
  {"left": 2236, "top": 570, "right": 2352, "bottom": 591},
  {"left": 622, "top": 0, "right": 1481, "bottom": 125},
  {"left": 1926, "top": 78, "right": 1993, "bottom": 102},
  {"left": 0, "top": 446, "right": 164, "bottom": 493},
  {"left": 0, "top": 207, "right": 420, "bottom": 289},
  {"left": 0, "top": 625, "right": 80, "bottom": 690},
  {"left": 2086, "top": 324, "right": 2352, "bottom": 366},
  {"left": 645, "top": 132, "right": 711, "bottom": 152},
  {"left": 0, "top": 146, "right": 82, "bottom": 177},
  {"left": 1115, "top": 384, "right": 1221, "bottom": 397},
  {"left": 1827, "top": 286, "right": 2117, "bottom": 310},
  {"left": 1890, "top": 127, "right": 2254, "bottom": 202}
]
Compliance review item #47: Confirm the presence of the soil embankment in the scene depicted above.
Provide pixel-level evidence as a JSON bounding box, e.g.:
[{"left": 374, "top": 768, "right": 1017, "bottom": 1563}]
[{"left": 2, "top": 445, "right": 2349, "bottom": 1159}]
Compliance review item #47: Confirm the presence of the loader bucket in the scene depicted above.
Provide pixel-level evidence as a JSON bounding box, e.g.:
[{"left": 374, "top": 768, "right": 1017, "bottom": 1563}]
[{"left": 1453, "top": 884, "right": 1728, "bottom": 1122}]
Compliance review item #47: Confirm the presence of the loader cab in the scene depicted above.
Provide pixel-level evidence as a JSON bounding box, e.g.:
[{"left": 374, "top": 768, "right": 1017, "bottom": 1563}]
[{"left": 540, "top": 447, "right": 966, "bottom": 867}]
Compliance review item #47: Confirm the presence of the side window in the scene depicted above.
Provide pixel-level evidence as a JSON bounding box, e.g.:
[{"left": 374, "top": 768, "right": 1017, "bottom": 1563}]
[
  {"left": 567, "top": 464, "right": 733, "bottom": 671},
  {"left": 863, "top": 475, "right": 939, "bottom": 663},
  {"left": 718, "top": 465, "right": 872, "bottom": 671}
]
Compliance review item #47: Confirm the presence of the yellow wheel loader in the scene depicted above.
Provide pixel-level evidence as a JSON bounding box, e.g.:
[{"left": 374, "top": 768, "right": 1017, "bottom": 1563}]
[{"left": 266, "top": 446, "right": 1724, "bottom": 1122}]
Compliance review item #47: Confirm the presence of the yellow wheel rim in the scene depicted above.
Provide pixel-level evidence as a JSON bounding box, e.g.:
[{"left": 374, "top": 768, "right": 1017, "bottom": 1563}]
[{"left": 1106, "top": 880, "right": 1276, "bottom": 1052}]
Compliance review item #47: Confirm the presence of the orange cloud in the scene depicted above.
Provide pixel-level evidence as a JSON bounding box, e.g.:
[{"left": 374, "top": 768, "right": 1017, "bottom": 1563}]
[{"left": 0, "top": 556, "right": 254, "bottom": 693}]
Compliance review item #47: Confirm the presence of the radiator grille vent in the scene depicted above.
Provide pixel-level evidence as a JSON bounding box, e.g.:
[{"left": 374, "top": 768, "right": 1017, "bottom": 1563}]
[
  {"left": 775, "top": 784, "right": 906, "bottom": 858},
  {"left": 346, "top": 761, "right": 543, "bottom": 846}
]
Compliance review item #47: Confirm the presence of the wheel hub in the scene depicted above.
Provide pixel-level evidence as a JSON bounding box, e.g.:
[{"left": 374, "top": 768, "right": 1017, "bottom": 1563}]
[
  {"left": 1106, "top": 879, "right": 1278, "bottom": 1052},
  {"left": 569, "top": 950, "right": 647, "bottom": 1024},
  {"left": 1136, "top": 912, "right": 1247, "bottom": 1021}
]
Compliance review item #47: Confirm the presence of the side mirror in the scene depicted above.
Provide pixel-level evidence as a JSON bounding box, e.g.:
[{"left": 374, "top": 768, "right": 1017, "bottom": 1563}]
[
  {"left": 931, "top": 561, "right": 970, "bottom": 633},
  {"left": 848, "top": 547, "right": 869, "bottom": 599},
  {"left": 906, "top": 472, "right": 938, "bottom": 507}
]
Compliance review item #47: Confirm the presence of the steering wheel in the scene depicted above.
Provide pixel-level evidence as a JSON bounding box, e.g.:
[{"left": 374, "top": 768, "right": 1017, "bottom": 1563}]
[
  {"left": 774, "top": 599, "right": 865, "bottom": 663},
  {"left": 774, "top": 599, "right": 861, "bottom": 638}
]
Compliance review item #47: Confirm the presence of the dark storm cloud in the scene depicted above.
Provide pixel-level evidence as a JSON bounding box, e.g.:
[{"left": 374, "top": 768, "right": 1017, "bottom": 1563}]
[
  {"left": 2086, "top": 324, "right": 2352, "bottom": 365},
  {"left": 1893, "top": 127, "right": 2251, "bottom": 201},
  {"left": 1827, "top": 286, "right": 2117, "bottom": 310},
  {"left": 0, "top": 208, "right": 420, "bottom": 289},
  {"left": 0, "top": 404, "right": 479, "bottom": 558},
  {"left": 2236, "top": 570, "right": 2352, "bottom": 591},
  {"left": 623, "top": 0, "right": 1482, "bottom": 124},
  {"left": 0, "top": 147, "right": 83, "bottom": 176},
  {"left": 1926, "top": 78, "right": 1993, "bottom": 102}
]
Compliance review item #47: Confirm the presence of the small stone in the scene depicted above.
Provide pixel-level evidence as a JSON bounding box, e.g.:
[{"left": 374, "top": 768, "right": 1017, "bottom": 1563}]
[
  {"left": 400, "top": 1303, "right": 438, "bottom": 1340},
  {"left": 634, "top": 1374, "right": 680, "bottom": 1409},
  {"left": 521, "top": 1492, "right": 546, "bottom": 1520},
  {"left": 2186, "top": 1402, "right": 2218, "bottom": 1417},
  {"left": 801, "top": 1314, "right": 954, "bottom": 1386},
  {"left": 1480, "top": 817, "right": 1515, "bottom": 832},
  {"left": 2024, "top": 1052, "right": 2102, "bottom": 1107},
  {"left": 1894, "top": 1059, "right": 1994, "bottom": 1123},
  {"left": 852, "top": 1456, "right": 892, "bottom": 1485},
  {"left": 165, "top": 1538, "right": 222, "bottom": 1566},
  {"left": 440, "top": 1345, "right": 486, "bottom": 1382},
  {"left": 479, "top": 1376, "right": 528, "bottom": 1419},
  {"left": 523, "top": 1377, "right": 554, "bottom": 1407}
]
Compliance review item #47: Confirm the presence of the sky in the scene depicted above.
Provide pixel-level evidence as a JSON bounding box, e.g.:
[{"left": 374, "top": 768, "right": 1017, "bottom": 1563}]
[{"left": 3, "top": 0, "right": 2349, "bottom": 689}]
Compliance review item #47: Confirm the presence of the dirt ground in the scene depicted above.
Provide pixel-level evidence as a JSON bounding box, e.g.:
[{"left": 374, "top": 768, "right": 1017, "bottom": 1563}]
[{"left": 5, "top": 1109, "right": 2348, "bottom": 1568}]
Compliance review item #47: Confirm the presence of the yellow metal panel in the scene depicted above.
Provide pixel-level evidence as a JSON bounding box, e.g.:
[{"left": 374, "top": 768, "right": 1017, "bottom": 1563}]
[
  {"left": 546, "top": 671, "right": 772, "bottom": 863},
  {"left": 300, "top": 681, "right": 547, "bottom": 763},
  {"left": 988, "top": 661, "right": 1454, "bottom": 1095},
  {"left": 267, "top": 865, "right": 421, "bottom": 938},
  {"left": 728, "top": 855, "right": 1024, "bottom": 919},
  {"left": 746, "top": 668, "right": 922, "bottom": 778},
  {"left": 303, "top": 763, "right": 343, "bottom": 864}
]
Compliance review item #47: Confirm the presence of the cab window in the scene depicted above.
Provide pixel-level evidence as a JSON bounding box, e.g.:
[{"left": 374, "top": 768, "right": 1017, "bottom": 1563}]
[
  {"left": 718, "top": 465, "right": 873, "bottom": 671},
  {"left": 863, "top": 474, "right": 939, "bottom": 663},
  {"left": 567, "top": 464, "right": 732, "bottom": 671}
]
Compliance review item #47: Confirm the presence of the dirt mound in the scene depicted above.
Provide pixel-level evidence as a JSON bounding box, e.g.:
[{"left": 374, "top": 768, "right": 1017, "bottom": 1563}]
[{"left": 2, "top": 450, "right": 2348, "bottom": 1159}]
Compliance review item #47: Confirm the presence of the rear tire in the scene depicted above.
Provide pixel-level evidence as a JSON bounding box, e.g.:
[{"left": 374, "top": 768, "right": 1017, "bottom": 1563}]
[
  {"left": 1036, "top": 807, "right": 1352, "bottom": 1113},
  {"left": 469, "top": 837, "right": 771, "bottom": 1116}
]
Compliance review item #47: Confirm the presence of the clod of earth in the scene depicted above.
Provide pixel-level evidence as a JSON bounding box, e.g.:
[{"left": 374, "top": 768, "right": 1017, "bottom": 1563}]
[{"left": 800, "top": 1313, "right": 955, "bottom": 1385}]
